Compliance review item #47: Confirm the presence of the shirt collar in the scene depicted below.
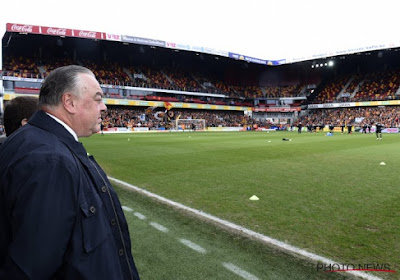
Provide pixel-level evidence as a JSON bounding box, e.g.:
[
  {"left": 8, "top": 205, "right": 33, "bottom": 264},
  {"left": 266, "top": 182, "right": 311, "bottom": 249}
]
[{"left": 46, "top": 112, "right": 79, "bottom": 142}]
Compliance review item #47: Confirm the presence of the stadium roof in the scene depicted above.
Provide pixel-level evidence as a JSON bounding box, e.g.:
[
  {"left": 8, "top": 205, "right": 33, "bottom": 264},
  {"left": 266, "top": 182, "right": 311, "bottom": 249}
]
[{"left": 1, "top": 0, "right": 398, "bottom": 66}]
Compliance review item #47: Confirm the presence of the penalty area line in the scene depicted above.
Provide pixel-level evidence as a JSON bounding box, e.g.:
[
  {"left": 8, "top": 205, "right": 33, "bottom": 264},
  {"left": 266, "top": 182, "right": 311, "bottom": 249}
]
[{"left": 109, "top": 176, "right": 384, "bottom": 280}]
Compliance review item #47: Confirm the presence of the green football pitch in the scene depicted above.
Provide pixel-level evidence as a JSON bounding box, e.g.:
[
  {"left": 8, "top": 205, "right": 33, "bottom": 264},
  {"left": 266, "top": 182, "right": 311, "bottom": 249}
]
[{"left": 81, "top": 131, "right": 400, "bottom": 280}]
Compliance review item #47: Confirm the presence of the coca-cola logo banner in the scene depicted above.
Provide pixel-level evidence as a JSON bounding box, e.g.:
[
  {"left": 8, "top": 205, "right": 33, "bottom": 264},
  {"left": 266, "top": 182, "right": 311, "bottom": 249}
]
[
  {"left": 7, "top": 23, "right": 104, "bottom": 40},
  {"left": 7, "top": 23, "right": 40, "bottom": 34},
  {"left": 74, "top": 29, "right": 102, "bottom": 39},
  {"left": 42, "top": 26, "right": 72, "bottom": 36}
]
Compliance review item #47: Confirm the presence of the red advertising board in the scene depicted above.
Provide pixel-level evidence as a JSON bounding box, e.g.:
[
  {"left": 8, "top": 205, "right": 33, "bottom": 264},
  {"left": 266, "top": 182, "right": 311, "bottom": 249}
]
[
  {"left": 73, "top": 29, "right": 103, "bottom": 40},
  {"left": 6, "top": 23, "right": 40, "bottom": 34},
  {"left": 6, "top": 23, "right": 105, "bottom": 40},
  {"left": 41, "top": 26, "right": 73, "bottom": 37}
]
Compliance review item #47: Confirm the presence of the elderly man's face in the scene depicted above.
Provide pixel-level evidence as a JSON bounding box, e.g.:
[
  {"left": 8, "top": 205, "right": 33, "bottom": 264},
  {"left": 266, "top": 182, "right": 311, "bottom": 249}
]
[{"left": 74, "top": 73, "right": 107, "bottom": 137}]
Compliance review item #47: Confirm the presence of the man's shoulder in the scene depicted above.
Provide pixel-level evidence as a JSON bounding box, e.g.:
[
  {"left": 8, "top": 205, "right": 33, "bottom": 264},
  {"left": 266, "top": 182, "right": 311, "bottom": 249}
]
[
  {"left": 8, "top": 124, "right": 62, "bottom": 148},
  {"left": 0, "top": 125, "right": 75, "bottom": 168}
]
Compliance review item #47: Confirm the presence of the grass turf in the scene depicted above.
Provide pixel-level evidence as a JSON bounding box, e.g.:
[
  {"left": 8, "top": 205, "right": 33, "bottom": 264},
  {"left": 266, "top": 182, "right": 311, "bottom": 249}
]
[
  {"left": 116, "top": 184, "right": 356, "bottom": 280},
  {"left": 81, "top": 131, "right": 400, "bottom": 279}
]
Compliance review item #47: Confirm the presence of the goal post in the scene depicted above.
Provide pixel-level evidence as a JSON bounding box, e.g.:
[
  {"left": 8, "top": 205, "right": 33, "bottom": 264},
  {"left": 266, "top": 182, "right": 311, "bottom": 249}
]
[{"left": 174, "top": 119, "right": 206, "bottom": 131}]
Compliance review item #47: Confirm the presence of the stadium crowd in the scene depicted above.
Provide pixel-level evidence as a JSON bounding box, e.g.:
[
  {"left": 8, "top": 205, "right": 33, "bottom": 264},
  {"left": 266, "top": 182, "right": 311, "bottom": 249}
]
[
  {"left": 312, "top": 69, "right": 400, "bottom": 104},
  {"left": 2, "top": 46, "right": 400, "bottom": 132},
  {"left": 2, "top": 56, "right": 308, "bottom": 100},
  {"left": 3, "top": 55, "right": 400, "bottom": 104},
  {"left": 100, "top": 106, "right": 260, "bottom": 129},
  {"left": 298, "top": 106, "right": 400, "bottom": 128}
]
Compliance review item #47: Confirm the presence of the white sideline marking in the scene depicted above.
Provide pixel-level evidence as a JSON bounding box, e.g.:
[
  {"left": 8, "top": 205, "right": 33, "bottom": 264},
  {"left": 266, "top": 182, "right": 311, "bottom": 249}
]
[
  {"left": 179, "top": 239, "right": 206, "bottom": 254},
  {"left": 109, "top": 177, "right": 384, "bottom": 280},
  {"left": 222, "top": 263, "right": 259, "bottom": 280},
  {"left": 121, "top": 206, "right": 133, "bottom": 212},
  {"left": 149, "top": 222, "right": 169, "bottom": 233},
  {"left": 134, "top": 212, "right": 147, "bottom": 220}
]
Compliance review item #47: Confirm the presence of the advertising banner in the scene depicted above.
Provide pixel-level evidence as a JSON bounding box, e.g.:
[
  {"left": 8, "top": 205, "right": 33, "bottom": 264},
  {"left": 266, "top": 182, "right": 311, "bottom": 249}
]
[
  {"left": 356, "top": 100, "right": 400, "bottom": 106},
  {"left": 207, "top": 127, "right": 243, "bottom": 132},
  {"left": 309, "top": 100, "right": 400, "bottom": 109},
  {"left": 6, "top": 23, "right": 40, "bottom": 34},
  {"left": 308, "top": 102, "right": 356, "bottom": 109},
  {"left": 132, "top": 127, "right": 150, "bottom": 132},
  {"left": 41, "top": 26, "right": 73, "bottom": 37},
  {"left": 253, "top": 107, "right": 301, "bottom": 112},
  {"left": 229, "top": 53, "right": 267, "bottom": 65},
  {"left": 2, "top": 76, "right": 44, "bottom": 83},
  {"left": 365, "top": 127, "right": 399, "bottom": 133},
  {"left": 228, "top": 53, "right": 282, "bottom": 66},
  {"left": 166, "top": 41, "right": 191, "bottom": 51},
  {"left": 7, "top": 23, "right": 105, "bottom": 40},
  {"left": 121, "top": 35, "right": 165, "bottom": 47},
  {"left": 102, "top": 98, "right": 251, "bottom": 111},
  {"left": 73, "top": 29, "right": 103, "bottom": 40},
  {"left": 383, "top": 128, "right": 399, "bottom": 133},
  {"left": 106, "top": 33, "right": 122, "bottom": 41}
]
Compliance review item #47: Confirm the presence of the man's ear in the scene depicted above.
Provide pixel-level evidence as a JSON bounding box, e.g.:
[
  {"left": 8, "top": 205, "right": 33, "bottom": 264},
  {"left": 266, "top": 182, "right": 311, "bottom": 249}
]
[
  {"left": 21, "top": 118, "right": 28, "bottom": 126},
  {"left": 62, "top": 93, "right": 77, "bottom": 114}
]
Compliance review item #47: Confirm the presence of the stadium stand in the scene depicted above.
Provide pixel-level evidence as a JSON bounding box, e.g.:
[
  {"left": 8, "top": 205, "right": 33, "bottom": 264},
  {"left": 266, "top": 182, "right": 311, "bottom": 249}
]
[
  {"left": 312, "top": 74, "right": 350, "bottom": 104},
  {"left": 101, "top": 106, "right": 262, "bottom": 129},
  {"left": 2, "top": 29, "right": 400, "bottom": 130},
  {"left": 352, "top": 69, "right": 400, "bottom": 101},
  {"left": 2, "top": 56, "right": 40, "bottom": 79},
  {"left": 299, "top": 106, "right": 400, "bottom": 128}
]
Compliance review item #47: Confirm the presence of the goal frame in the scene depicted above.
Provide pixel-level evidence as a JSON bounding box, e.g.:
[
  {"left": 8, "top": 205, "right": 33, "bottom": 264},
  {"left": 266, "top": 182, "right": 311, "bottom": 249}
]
[{"left": 174, "top": 119, "right": 206, "bottom": 131}]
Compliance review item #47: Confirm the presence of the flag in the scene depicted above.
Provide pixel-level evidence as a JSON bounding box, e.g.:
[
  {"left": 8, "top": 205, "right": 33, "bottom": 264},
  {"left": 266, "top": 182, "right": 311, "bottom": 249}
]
[{"left": 164, "top": 101, "right": 173, "bottom": 111}]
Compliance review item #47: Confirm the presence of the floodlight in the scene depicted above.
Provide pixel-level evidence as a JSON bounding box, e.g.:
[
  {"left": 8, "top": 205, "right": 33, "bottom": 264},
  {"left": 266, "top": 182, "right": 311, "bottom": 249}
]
[{"left": 328, "top": 61, "right": 334, "bottom": 67}]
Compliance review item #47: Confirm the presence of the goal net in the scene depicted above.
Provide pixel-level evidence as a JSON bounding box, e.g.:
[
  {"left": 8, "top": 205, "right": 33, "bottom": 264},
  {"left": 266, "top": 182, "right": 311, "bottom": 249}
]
[{"left": 174, "top": 119, "right": 206, "bottom": 131}]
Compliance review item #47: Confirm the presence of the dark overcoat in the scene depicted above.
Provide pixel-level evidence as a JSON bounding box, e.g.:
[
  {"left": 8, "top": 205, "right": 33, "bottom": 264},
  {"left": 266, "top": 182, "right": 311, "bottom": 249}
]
[{"left": 0, "top": 110, "right": 140, "bottom": 280}]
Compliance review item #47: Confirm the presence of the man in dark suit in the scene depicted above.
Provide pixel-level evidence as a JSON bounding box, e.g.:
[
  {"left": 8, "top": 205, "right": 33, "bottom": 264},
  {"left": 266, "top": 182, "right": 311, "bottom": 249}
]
[
  {"left": 0, "top": 96, "right": 39, "bottom": 146},
  {"left": 2, "top": 95, "right": 39, "bottom": 137},
  {"left": 0, "top": 65, "right": 140, "bottom": 279}
]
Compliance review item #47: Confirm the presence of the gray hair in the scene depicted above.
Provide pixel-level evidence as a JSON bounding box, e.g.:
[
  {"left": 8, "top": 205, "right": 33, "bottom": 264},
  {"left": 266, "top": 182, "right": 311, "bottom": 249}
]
[{"left": 38, "top": 65, "right": 95, "bottom": 108}]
